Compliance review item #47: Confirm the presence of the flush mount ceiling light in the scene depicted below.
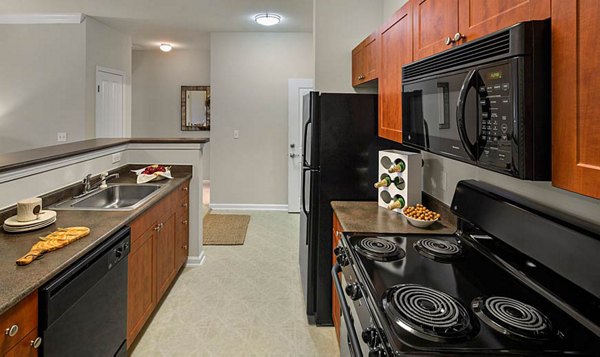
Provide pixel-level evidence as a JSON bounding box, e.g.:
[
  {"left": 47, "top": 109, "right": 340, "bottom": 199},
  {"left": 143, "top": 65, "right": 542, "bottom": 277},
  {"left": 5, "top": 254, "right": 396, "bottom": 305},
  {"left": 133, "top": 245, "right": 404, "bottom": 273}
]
[
  {"left": 159, "top": 43, "right": 172, "bottom": 52},
  {"left": 255, "top": 13, "right": 281, "bottom": 26}
]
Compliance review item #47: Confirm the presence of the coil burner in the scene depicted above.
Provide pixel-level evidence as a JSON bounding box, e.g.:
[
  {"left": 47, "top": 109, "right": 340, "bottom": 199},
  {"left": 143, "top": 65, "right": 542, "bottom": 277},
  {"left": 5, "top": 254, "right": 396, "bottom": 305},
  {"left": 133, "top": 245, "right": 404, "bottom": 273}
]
[
  {"left": 355, "top": 237, "right": 405, "bottom": 262},
  {"left": 472, "top": 296, "right": 554, "bottom": 340},
  {"left": 414, "top": 238, "right": 462, "bottom": 262},
  {"left": 383, "top": 284, "right": 476, "bottom": 342}
]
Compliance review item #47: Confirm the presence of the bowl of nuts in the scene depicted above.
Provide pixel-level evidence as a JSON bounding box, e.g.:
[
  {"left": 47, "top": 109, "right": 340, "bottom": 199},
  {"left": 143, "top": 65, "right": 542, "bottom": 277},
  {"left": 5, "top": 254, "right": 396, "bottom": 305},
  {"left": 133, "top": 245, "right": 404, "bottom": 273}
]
[{"left": 402, "top": 204, "right": 441, "bottom": 228}]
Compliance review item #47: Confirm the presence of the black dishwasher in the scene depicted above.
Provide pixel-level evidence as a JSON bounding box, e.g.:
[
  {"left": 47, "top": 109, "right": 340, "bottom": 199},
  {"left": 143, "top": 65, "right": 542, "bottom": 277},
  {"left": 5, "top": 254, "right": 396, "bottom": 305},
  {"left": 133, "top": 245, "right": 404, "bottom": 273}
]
[{"left": 39, "top": 226, "right": 130, "bottom": 357}]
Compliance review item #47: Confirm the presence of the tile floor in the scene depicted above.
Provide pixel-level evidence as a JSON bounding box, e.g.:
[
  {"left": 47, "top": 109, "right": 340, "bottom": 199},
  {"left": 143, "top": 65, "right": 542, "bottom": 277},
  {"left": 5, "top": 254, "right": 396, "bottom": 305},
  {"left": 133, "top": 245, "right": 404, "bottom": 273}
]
[{"left": 131, "top": 211, "right": 339, "bottom": 356}]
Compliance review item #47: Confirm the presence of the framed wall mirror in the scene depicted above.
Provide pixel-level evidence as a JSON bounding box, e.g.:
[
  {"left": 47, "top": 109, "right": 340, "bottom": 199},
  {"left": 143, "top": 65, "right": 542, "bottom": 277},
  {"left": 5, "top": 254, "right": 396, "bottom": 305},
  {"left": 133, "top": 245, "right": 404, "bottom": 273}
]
[{"left": 181, "top": 85, "right": 210, "bottom": 131}]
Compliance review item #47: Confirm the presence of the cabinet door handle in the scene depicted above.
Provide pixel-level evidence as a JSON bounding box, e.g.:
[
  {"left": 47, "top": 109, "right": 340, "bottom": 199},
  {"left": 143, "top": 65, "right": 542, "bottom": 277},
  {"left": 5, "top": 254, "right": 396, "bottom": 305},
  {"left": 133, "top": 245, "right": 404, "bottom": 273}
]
[
  {"left": 182, "top": 220, "right": 188, "bottom": 225},
  {"left": 154, "top": 225, "right": 160, "bottom": 231},
  {"left": 453, "top": 32, "right": 465, "bottom": 42},
  {"left": 445, "top": 36, "right": 454, "bottom": 45},
  {"left": 5, "top": 324, "right": 18, "bottom": 337},
  {"left": 183, "top": 245, "right": 188, "bottom": 250},
  {"left": 31, "top": 337, "right": 42, "bottom": 349},
  {"left": 182, "top": 187, "right": 188, "bottom": 192},
  {"left": 182, "top": 202, "right": 188, "bottom": 208}
]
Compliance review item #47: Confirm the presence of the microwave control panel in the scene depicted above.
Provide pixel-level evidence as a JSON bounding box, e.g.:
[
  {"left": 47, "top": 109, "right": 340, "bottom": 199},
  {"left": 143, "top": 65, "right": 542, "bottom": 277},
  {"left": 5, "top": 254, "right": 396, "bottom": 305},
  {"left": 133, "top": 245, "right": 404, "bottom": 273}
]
[{"left": 477, "top": 65, "right": 514, "bottom": 172}]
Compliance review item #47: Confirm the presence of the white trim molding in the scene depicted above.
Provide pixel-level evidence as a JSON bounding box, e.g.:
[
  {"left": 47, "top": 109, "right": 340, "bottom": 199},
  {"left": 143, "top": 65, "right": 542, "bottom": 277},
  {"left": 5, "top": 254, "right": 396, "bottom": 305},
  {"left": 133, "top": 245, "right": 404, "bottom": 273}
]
[
  {"left": 209, "top": 203, "right": 288, "bottom": 211},
  {"left": 186, "top": 251, "right": 206, "bottom": 267},
  {"left": 0, "top": 13, "right": 86, "bottom": 24}
]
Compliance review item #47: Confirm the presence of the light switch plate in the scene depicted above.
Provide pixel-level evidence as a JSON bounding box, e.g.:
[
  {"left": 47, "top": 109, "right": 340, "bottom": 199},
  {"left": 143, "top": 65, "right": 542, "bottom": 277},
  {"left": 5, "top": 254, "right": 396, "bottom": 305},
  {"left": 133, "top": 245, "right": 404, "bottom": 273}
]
[
  {"left": 112, "top": 153, "right": 122, "bottom": 164},
  {"left": 57, "top": 132, "right": 67, "bottom": 142},
  {"left": 233, "top": 130, "right": 239, "bottom": 139}
]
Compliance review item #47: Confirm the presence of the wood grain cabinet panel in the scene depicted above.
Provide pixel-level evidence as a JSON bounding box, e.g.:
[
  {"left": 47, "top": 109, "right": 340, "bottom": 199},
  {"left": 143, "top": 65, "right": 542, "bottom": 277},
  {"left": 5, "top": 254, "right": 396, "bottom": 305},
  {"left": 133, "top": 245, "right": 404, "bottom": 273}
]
[
  {"left": 552, "top": 0, "right": 600, "bottom": 199},
  {"left": 352, "top": 31, "right": 379, "bottom": 86},
  {"left": 413, "top": 0, "right": 459, "bottom": 60},
  {"left": 155, "top": 212, "right": 177, "bottom": 300},
  {"left": 4, "top": 329, "right": 40, "bottom": 357},
  {"left": 176, "top": 205, "right": 190, "bottom": 269},
  {"left": 127, "top": 227, "right": 156, "bottom": 349},
  {"left": 331, "top": 213, "right": 343, "bottom": 344},
  {"left": 458, "top": 0, "right": 550, "bottom": 42},
  {"left": 0, "top": 291, "right": 37, "bottom": 355},
  {"left": 379, "top": 2, "right": 413, "bottom": 143}
]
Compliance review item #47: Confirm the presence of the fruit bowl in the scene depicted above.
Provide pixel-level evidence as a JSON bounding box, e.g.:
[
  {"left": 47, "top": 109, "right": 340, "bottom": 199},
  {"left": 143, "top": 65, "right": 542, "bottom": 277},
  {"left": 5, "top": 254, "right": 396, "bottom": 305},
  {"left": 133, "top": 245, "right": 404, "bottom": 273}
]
[
  {"left": 132, "top": 165, "right": 173, "bottom": 184},
  {"left": 401, "top": 204, "right": 440, "bottom": 228}
]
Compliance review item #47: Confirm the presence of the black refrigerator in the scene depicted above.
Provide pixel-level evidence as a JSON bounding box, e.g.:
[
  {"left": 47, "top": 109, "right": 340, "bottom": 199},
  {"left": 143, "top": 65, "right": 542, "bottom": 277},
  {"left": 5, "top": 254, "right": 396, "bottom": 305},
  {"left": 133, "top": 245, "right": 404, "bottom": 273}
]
[{"left": 300, "top": 92, "right": 379, "bottom": 325}]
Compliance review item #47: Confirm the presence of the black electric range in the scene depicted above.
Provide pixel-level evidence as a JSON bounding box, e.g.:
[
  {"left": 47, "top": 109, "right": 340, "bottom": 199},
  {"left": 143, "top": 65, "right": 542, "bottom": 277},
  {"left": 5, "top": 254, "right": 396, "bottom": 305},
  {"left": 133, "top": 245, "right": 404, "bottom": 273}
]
[{"left": 333, "top": 180, "right": 600, "bottom": 356}]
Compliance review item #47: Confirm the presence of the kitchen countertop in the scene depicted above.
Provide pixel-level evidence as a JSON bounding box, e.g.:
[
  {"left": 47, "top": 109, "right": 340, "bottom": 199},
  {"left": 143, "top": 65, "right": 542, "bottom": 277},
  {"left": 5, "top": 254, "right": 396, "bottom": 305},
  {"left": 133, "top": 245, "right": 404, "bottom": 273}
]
[
  {"left": 331, "top": 201, "right": 456, "bottom": 234},
  {"left": 0, "top": 138, "right": 209, "bottom": 173},
  {"left": 0, "top": 170, "right": 191, "bottom": 315}
]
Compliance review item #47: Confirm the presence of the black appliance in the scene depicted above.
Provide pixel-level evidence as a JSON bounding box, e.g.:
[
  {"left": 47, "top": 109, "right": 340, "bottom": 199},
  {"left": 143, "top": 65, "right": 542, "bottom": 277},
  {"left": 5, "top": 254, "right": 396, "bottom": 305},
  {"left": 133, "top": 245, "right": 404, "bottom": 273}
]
[
  {"left": 40, "top": 227, "right": 130, "bottom": 357},
  {"left": 402, "top": 20, "right": 551, "bottom": 180},
  {"left": 300, "top": 92, "right": 380, "bottom": 325},
  {"left": 333, "top": 180, "right": 600, "bottom": 356}
]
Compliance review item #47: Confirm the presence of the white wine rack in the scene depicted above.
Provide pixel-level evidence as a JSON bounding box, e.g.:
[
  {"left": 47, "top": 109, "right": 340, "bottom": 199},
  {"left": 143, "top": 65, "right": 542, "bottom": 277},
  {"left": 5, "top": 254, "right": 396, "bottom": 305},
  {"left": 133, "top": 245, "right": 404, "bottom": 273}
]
[{"left": 376, "top": 150, "right": 422, "bottom": 213}]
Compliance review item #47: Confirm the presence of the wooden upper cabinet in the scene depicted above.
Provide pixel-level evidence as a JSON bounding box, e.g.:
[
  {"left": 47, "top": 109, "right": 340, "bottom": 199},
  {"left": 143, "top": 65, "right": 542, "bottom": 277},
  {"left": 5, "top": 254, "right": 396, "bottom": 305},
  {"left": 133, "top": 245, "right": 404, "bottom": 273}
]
[
  {"left": 552, "top": 0, "right": 600, "bottom": 199},
  {"left": 458, "top": 0, "right": 550, "bottom": 42},
  {"left": 352, "top": 31, "right": 379, "bottom": 86},
  {"left": 379, "top": 2, "right": 413, "bottom": 143},
  {"left": 413, "top": 0, "right": 459, "bottom": 60}
]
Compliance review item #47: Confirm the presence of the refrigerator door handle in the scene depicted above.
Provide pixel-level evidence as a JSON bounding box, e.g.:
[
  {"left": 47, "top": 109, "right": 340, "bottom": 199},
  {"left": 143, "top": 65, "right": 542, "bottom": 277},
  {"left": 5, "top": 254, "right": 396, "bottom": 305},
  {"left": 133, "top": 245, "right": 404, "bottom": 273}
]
[
  {"left": 301, "top": 167, "right": 310, "bottom": 218},
  {"left": 302, "top": 119, "right": 312, "bottom": 167}
]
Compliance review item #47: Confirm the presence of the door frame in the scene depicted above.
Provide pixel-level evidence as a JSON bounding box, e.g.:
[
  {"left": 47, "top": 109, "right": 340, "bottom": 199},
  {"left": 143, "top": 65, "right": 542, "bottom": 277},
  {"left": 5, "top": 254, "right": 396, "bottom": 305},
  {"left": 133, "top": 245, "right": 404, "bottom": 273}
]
[
  {"left": 96, "top": 66, "right": 126, "bottom": 138},
  {"left": 288, "top": 78, "right": 314, "bottom": 213}
]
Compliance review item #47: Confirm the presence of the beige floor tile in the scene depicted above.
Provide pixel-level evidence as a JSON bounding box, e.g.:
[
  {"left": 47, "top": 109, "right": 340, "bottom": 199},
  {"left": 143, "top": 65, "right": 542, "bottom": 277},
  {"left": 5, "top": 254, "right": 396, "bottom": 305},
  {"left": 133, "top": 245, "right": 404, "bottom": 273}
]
[{"left": 131, "top": 211, "right": 339, "bottom": 357}]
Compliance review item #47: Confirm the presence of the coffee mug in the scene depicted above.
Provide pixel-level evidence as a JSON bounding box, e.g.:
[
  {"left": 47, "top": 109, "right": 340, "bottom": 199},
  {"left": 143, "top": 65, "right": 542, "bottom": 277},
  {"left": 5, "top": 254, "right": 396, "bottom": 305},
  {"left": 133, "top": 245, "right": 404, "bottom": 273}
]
[{"left": 17, "top": 197, "right": 43, "bottom": 222}]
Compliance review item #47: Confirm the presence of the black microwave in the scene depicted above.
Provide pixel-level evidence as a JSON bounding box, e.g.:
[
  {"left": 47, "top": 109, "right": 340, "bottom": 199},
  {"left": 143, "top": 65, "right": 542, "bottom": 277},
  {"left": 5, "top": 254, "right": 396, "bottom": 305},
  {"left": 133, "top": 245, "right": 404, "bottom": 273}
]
[{"left": 402, "top": 20, "right": 550, "bottom": 180}]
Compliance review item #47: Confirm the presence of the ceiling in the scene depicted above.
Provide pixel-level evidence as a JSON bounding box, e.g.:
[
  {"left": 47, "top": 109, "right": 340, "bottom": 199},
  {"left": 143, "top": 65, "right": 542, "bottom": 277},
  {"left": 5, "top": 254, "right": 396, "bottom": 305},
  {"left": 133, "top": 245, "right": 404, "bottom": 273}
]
[{"left": 0, "top": 0, "right": 313, "bottom": 50}]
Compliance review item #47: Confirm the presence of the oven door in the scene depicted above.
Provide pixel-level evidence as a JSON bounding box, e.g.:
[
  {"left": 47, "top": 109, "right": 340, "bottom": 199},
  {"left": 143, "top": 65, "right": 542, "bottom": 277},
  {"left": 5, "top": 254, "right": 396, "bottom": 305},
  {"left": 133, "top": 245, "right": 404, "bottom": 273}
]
[{"left": 402, "top": 70, "right": 479, "bottom": 163}]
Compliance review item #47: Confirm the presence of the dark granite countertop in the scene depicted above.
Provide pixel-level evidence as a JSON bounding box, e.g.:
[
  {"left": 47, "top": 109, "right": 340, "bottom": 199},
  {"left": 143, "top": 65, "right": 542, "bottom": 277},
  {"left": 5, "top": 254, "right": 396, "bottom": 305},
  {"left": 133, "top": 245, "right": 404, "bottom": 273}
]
[
  {"left": 0, "top": 170, "right": 192, "bottom": 315},
  {"left": 0, "top": 138, "right": 209, "bottom": 173},
  {"left": 331, "top": 200, "right": 456, "bottom": 234}
]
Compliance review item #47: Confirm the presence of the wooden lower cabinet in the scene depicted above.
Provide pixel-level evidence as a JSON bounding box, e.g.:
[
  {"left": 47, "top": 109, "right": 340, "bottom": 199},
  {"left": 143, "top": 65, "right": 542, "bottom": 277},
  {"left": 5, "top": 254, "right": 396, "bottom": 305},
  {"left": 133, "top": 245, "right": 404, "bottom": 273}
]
[
  {"left": 126, "top": 228, "right": 156, "bottom": 347},
  {"left": 332, "top": 213, "right": 344, "bottom": 344},
  {"left": 176, "top": 205, "right": 190, "bottom": 268},
  {"left": 0, "top": 291, "right": 39, "bottom": 357},
  {"left": 127, "top": 180, "right": 191, "bottom": 348}
]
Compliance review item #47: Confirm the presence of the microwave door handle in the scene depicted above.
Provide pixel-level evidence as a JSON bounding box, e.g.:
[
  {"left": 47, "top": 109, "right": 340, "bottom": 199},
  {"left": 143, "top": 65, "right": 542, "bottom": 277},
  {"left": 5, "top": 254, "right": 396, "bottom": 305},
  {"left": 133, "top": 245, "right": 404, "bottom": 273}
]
[
  {"left": 423, "top": 119, "right": 430, "bottom": 149},
  {"left": 456, "top": 69, "right": 478, "bottom": 161}
]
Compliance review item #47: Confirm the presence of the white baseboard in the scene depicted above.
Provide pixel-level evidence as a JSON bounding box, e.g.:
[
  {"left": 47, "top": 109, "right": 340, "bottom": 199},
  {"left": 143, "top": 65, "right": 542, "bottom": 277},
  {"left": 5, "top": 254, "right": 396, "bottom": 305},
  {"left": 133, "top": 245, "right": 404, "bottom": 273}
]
[
  {"left": 209, "top": 203, "right": 288, "bottom": 211},
  {"left": 186, "top": 251, "right": 206, "bottom": 267}
]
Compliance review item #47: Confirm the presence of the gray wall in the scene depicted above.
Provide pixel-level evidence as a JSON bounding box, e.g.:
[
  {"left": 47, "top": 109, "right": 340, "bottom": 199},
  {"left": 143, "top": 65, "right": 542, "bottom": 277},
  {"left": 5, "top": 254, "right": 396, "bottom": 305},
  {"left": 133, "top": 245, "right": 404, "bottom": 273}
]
[
  {"left": 131, "top": 49, "right": 211, "bottom": 180},
  {"left": 383, "top": 0, "right": 409, "bottom": 20},
  {"left": 0, "top": 23, "right": 87, "bottom": 153},
  {"left": 0, "top": 18, "right": 132, "bottom": 155},
  {"left": 210, "top": 32, "right": 313, "bottom": 205},
  {"left": 85, "top": 17, "right": 132, "bottom": 138},
  {"left": 313, "top": 0, "right": 383, "bottom": 92}
]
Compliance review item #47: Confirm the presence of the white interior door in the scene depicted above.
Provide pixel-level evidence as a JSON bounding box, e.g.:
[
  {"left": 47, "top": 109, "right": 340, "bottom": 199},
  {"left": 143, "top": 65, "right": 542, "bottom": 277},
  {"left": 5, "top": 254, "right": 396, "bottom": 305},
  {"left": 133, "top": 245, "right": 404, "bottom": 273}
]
[
  {"left": 288, "top": 79, "right": 313, "bottom": 213},
  {"left": 96, "top": 68, "right": 124, "bottom": 138}
]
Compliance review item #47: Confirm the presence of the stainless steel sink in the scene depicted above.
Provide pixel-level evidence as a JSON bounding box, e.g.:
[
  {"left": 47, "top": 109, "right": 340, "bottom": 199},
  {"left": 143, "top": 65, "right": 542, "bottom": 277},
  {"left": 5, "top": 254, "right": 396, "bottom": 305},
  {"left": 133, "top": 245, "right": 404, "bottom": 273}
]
[{"left": 51, "top": 184, "right": 164, "bottom": 211}]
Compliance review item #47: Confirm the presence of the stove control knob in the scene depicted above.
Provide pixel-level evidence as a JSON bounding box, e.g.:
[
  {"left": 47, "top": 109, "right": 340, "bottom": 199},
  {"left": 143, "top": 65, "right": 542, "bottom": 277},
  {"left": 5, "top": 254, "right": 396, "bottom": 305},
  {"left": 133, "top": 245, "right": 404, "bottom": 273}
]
[
  {"left": 361, "top": 327, "right": 377, "bottom": 345},
  {"left": 335, "top": 247, "right": 349, "bottom": 266},
  {"left": 345, "top": 282, "right": 362, "bottom": 300}
]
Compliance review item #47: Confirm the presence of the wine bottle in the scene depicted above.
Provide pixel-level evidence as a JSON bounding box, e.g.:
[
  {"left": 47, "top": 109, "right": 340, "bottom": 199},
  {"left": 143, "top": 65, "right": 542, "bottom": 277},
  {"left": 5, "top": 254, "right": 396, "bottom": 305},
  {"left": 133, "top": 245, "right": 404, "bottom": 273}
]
[
  {"left": 387, "top": 195, "right": 405, "bottom": 210},
  {"left": 388, "top": 159, "right": 406, "bottom": 173},
  {"left": 374, "top": 174, "right": 392, "bottom": 188}
]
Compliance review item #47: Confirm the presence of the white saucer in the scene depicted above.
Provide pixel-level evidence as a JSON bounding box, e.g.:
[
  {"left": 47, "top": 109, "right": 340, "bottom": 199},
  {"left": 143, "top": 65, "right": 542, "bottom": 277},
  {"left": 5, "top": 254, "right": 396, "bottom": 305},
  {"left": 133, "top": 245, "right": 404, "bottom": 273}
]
[
  {"left": 3, "top": 210, "right": 57, "bottom": 228},
  {"left": 3, "top": 217, "right": 56, "bottom": 233}
]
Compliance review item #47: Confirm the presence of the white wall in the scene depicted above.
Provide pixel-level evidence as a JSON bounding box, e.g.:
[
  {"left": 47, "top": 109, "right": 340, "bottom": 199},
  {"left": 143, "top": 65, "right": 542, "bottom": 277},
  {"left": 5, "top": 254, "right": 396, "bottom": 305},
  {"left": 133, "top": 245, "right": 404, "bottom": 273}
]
[
  {"left": 0, "top": 23, "right": 86, "bottom": 153},
  {"left": 313, "top": 0, "right": 383, "bottom": 92},
  {"left": 383, "top": 0, "right": 409, "bottom": 20},
  {"left": 85, "top": 17, "right": 133, "bottom": 138},
  {"left": 210, "top": 32, "right": 313, "bottom": 206},
  {"left": 131, "top": 49, "right": 211, "bottom": 180}
]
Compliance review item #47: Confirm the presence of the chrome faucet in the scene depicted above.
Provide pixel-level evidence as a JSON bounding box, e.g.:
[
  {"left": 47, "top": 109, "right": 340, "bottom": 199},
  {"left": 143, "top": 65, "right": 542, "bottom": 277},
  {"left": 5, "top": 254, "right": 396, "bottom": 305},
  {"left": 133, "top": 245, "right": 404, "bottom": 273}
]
[{"left": 74, "top": 173, "right": 120, "bottom": 199}]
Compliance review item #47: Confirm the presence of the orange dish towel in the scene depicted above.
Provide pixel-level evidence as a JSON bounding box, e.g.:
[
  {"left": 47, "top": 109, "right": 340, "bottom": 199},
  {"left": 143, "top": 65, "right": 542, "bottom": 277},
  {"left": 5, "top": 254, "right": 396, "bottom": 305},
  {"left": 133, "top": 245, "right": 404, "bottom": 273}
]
[{"left": 16, "top": 227, "right": 90, "bottom": 266}]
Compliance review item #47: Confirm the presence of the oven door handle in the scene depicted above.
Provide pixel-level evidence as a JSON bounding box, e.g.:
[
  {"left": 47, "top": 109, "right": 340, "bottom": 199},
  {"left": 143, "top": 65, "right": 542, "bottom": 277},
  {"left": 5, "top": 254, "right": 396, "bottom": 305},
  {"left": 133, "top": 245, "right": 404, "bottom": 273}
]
[
  {"left": 456, "top": 69, "right": 478, "bottom": 161},
  {"left": 332, "top": 264, "right": 363, "bottom": 357}
]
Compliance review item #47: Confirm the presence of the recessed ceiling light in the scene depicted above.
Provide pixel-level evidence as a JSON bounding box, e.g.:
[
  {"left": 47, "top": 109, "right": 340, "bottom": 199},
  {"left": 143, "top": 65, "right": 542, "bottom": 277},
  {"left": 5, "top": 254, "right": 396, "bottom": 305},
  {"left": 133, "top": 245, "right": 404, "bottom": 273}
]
[
  {"left": 255, "top": 13, "right": 281, "bottom": 26},
  {"left": 159, "top": 43, "right": 172, "bottom": 52}
]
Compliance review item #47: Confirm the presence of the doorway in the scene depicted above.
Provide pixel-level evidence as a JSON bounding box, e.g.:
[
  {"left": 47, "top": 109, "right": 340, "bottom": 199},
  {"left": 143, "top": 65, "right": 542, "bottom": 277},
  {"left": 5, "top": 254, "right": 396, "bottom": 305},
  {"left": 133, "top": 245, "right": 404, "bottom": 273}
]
[
  {"left": 288, "top": 79, "right": 314, "bottom": 213},
  {"left": 96, "top": 66, "right": 125, "bottom": 138}
]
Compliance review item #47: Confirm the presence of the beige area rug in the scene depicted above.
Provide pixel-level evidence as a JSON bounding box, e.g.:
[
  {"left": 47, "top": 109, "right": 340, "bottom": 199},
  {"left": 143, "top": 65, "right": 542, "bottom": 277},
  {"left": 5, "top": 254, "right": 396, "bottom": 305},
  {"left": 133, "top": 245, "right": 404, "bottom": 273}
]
[{"left": 203, "top": 213, "right": 251, "bottom": 245}]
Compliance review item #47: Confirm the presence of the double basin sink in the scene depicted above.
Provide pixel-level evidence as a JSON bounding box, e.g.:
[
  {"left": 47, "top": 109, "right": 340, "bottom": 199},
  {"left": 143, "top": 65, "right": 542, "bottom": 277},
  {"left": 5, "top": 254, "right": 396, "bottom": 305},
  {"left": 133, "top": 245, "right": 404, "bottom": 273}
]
[{"left": 51, "top": 184, "right": 164, "bottom": 211}]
